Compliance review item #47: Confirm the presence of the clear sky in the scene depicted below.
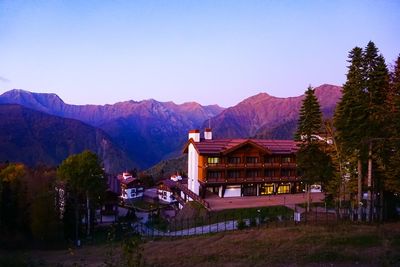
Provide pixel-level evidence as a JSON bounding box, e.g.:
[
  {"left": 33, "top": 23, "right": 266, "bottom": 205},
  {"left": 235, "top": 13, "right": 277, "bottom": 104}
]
[{"left": 0, "top": 0, "right": 399, "bottom": 107}]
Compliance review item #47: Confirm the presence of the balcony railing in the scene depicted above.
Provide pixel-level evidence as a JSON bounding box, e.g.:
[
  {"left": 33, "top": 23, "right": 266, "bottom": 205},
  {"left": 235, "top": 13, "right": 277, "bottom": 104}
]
[
  {"left": 205, "top": 176, "right": 300, "bottom": 184},
  {"left": 280, "top": 162, "right": 297, "bottom": 168},
  {"left": 205, "top": 162, "right": 290, "bottom": 169}
]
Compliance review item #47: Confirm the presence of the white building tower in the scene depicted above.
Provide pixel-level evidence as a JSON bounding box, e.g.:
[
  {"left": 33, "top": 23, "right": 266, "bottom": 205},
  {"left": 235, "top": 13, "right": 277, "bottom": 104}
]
[{"left": 187, "top": 129, "right": 200, "bottom": 194}]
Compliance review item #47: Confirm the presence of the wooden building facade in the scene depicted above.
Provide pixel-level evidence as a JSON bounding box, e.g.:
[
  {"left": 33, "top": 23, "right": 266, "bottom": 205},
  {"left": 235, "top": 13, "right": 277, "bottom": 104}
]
[{"left": 184, "top": 130, "right": 303, "bottom": 198}]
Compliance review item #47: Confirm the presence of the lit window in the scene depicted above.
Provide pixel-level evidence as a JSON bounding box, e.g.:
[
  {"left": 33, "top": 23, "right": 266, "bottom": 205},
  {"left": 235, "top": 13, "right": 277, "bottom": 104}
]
[
  {"left": 260, "top": 183, "right": 274, "bottom": 195},
  {"left": 207, "top": 157, "right": 220, "bottom": 164},
  {"left": 277, "top": 184, "right": 290, "bottom": 194}
]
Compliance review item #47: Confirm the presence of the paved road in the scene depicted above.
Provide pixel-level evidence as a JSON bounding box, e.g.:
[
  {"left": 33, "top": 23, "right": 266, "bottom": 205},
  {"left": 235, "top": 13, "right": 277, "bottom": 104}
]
[
  {"left": 133, "top": 219, "right": 242, "bottom": 237},
  {"left": 132, "top": 193, "right": 326, "bottom": 237},
  {"left": 206, "top": 192, "right": 325, "bottom": 211}
]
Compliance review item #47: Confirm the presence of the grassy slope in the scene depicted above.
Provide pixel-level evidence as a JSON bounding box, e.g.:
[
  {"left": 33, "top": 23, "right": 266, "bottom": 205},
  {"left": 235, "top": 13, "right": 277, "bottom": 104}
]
[
  {"left": 143, "top": 223, "right": 400, "bottom": 267},
  {"left": 2, "top": 223, "right": 400, "bottom": 266}
]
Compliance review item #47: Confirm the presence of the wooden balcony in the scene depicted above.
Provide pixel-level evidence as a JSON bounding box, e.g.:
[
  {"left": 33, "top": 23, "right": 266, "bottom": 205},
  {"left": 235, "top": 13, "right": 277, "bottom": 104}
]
[
  {"left": 205, "top": 162, "right": 287, "bottom": 169},
  {"left": 204, "top": 176, "right": 300, "bottom": 184},
  {"left": 280, "top": 162, "right": 297, "bottom": 168}
]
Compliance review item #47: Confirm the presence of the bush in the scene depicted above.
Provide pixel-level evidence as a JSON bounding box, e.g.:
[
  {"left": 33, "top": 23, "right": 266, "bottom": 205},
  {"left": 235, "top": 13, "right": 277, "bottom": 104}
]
[
  {"left": 249, "top": 217, "right": 257, "bottom": 227},
  {"left": 147, "top": 213, "right": 168, "bottom": 231},
  {"left": 237, "top": 219, "right": 247, "bottom": 230}
]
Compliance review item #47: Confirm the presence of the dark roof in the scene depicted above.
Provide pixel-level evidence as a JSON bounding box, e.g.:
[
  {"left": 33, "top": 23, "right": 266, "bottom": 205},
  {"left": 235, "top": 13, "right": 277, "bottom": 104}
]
[
  {"left": 117, "top": 176, "right": 141, "bottom": 186},
  {"left": 183, "top": 139, "right": 298, "bottom": 155}
]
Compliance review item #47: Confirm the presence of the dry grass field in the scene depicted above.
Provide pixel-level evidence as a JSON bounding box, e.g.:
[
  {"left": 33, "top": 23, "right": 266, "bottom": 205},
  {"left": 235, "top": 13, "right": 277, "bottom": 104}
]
[{"left": 2, "top": 222, "right": 400, "bottom": 266}]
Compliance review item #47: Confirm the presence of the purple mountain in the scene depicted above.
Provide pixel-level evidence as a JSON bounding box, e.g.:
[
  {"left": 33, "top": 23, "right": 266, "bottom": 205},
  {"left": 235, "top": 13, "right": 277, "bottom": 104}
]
[{"left": 205, "top": 84, "right": 342, "bottom": 139}]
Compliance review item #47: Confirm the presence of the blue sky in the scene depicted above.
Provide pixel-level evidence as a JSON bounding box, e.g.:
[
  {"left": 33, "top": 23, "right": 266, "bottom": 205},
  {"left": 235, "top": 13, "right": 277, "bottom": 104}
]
[{"left": 0, "top": 0, "right": 399, "bottom": 107}]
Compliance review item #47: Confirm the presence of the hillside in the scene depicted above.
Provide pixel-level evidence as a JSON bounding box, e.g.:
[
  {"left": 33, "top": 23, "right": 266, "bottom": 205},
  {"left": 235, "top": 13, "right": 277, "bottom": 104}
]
[
  {"left": 0, "top": 104, "right": 135, "bottom": 173},
  {"left": 144, "top": 155, "right": 188, "bottom": 180},
  {"left": 207, "top": 84, "right": 342, "bottom": 139},
  {"left": 10, "top": 223, "right": 400, "bottom": 266},
  {"left": 0, "top": 90, "right": 224, "bottom": 168}
]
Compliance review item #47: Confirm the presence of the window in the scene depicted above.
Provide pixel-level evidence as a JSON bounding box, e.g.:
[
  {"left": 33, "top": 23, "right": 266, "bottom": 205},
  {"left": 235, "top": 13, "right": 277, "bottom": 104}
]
[
  {"left": 228, "top": 157, "right": 241, "bottom": 164},
  {"left": 281, "top": 169, "right": 290, "bottom": 176},
  {"left": 260, "top": 183, "right": 274, "bottom": 195},
  {"left": 207, "top": 157, "right": 220, "bottom": 164},
  {"left": 246, "top": 170, "right": 259, "bottom": 178},
  {"left": 208, "top": 171, "right": 222, "bottom": 178},
  {"left": 228, "top": 170, "right": 241, "bottom": 178},
  {"left": 246, "top": 157, "right": 259, "bottom": 163},
  {"left": 265, "top": 157, "right": 273, "bottom": 163},
  {"left": 277, "top": 183, "right": 290, "bottom": 194},
  {"left": 265, "top": 156, "right": 279, "bottom": 163},
  {"left": 265, "top": 169, "right": 275, "bottom": 177},
  {"left": 242, "top": 184, "right": 257, "bottom": 196},
  {"left": 282, "top": 156, "right": 293, "bottom": 163}
]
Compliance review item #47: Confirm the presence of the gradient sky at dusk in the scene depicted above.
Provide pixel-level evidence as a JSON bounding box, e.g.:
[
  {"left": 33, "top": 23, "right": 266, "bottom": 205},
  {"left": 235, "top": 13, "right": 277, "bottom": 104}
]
[{"left": 0, "top": 0, "right": 399, "bottom": 107}]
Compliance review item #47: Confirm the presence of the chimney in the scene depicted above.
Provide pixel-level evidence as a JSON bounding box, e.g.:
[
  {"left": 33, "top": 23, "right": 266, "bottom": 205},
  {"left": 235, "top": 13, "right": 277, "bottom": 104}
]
[
  {"left": 188, "top": 129, "right": 200, "bottom": 142},
  {"left": 204, "top": 128, "right": 212, "bottom": 140}
]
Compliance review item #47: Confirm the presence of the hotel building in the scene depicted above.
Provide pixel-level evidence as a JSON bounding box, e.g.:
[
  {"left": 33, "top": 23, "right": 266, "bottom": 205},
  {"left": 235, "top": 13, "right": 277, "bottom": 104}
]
[{"left": 183, "top": 129, "right": 303, "bottom": 198}]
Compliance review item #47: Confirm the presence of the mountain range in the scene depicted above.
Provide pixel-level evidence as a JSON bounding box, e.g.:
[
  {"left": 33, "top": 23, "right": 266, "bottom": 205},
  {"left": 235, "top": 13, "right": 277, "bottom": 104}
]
[
  {"left": 207, "top": 84, "right": 341, "bottom": 139},
  {"left": 0, "top": 104, "right": 134, "bottom": 173},
  {"left": 0, "top": 90, "right": 223, "bottom": 168},
  {"left": 0, "top": 84, "right": 342, "bottom": 174}
]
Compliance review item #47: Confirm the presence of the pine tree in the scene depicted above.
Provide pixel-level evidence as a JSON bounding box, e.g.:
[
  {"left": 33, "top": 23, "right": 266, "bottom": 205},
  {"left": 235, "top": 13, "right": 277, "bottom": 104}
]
[
  {"left": 382, "top": 55, "right": 400, "bottom": 204},
  {"left": 335, "top": 42, "right": 392, "bottom": 222},
  {"left": 364, "top": 42, "right": 390, "bottom": 139},
  {"left": 295, "top": 86, "right": 322, "bottom": 142},
  {"left": 334, "top": 47, "right": 367, "bottom": 153},
  {"left": 296, "top": 86, "right": 332, "bottom": 211},
  {"left": 334, "top": 46, "right": 367, "bottom": 221},
  {"left": 362, "top": 42, "right": 390, "bottom": 222}
]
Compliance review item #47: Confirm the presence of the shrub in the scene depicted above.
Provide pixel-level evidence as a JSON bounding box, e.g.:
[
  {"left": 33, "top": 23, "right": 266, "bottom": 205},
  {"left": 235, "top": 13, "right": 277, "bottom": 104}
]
[
  {"left": 249, "top": 217, "right": 257, "bottom": 227},
  {"left": 237, "top": 219, "right": 247, "bottom": 230}
]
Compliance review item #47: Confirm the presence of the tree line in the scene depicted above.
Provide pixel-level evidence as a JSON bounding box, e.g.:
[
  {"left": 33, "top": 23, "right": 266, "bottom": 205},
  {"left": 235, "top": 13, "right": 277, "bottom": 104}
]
[
  {"left": 296, "top": 41, "right": 400, "bottom": 221},
  {"left": 0, "top": 151, "right": 108, "bottom": 248}
]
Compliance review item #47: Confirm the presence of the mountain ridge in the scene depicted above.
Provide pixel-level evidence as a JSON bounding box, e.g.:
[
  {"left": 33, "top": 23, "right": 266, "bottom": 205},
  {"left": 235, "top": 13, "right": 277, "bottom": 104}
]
[
  {"left": 0, "top": 84, "right": 342, "bottom": 170},
  {"left": 0, "top": 104, "right": 135, "bottom": 173},
  {"left": 207, "top": 84, "right": 342, "bottom": 139},
  {"left": 0, "top": 90, "right": 225, "bottom": 168}
]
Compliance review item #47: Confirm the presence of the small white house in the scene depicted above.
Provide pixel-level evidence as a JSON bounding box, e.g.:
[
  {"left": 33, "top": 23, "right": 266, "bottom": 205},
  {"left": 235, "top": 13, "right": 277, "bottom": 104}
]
[
  {"left": 157, "top": 178, "right": 178, "bottom": 203},
  {"left": 118, "top": 172, "right": 144, "bottom": 201}
]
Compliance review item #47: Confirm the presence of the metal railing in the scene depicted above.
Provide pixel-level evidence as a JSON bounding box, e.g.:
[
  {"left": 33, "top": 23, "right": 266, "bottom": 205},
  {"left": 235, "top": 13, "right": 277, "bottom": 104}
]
[{"left": 173, "top": 182, "right": 210, "bottom": 210}]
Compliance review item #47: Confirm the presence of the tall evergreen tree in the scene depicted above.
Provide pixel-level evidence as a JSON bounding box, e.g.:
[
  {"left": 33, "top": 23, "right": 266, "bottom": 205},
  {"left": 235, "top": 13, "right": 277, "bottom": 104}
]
[
  {"left": 335, "top": 42, "right": 392, "bottom": 222},
  {"left": 364, "top": 42, "right": 390, "bottom": 139},
  {"left": 296, "top": 86, "right": 333, "bottom": 211},
  {"left": 363, "top": 42, "right": 390, "bottom": 221},
  {"left": 334, "top": 47, "right": 367, "bottom": 154},
  {"left": 335, "top": 46, "right": 368, "bottom": 222},
  {"left": 295, "top": 86, "right": 322, "bottom": 142},
  {"left": 381, "top": 55, "right": 400, "bottom": 214}
]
